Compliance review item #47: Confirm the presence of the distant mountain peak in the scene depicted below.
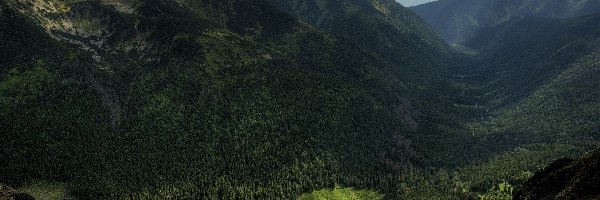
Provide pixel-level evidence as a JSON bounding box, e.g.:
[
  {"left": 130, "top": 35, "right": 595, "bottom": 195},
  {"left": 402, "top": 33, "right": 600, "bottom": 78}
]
[{"left": 411, "top": 0, "right": 600, "bottom": 43}]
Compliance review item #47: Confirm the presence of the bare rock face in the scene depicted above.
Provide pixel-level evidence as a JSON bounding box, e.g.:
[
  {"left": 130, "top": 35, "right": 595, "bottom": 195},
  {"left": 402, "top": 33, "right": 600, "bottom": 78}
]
[
  {"left": 100, "top": 0, "right": 141, "bottom": 14},
  {"left": 4, "top": 0, "right": 149, "bottom": 56}
]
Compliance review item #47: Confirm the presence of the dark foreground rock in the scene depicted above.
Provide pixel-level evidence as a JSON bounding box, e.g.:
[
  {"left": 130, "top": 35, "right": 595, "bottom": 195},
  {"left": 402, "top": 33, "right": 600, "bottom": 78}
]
[
  {"left": 0, "top": 183, "right": 34, "bottom": 200},
  {"left": 515, "top": 148, "right": 600, "bottom": 200}
]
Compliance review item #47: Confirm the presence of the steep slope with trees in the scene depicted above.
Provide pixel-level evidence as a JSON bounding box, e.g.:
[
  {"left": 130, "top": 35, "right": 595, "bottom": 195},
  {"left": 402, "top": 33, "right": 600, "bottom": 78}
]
[
  {"left": 268, "top": 0, "right": 452, "bottom": 81},
  {"left": 266, "top": 1, "right": 476, "bottom": 169},
  {"left": 0, "top": 0, "right": 457, "bottom": 199},
  {"left": 466, "top": 14, "right": 600, "bottom": 109}
]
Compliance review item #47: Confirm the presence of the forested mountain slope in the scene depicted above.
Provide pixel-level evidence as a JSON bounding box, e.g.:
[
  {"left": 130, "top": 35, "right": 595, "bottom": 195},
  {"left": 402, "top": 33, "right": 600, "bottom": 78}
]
[
  {"left": 268, "top": 0, "right": 452, "bottom": 78},
  {"left": 469, "top": 13, "right": 600, "bottom": 162},
  {"left": 355, "top": 10, "right": 600, "bottom": 199},
  {"left": 411, "top": 0, "right": 600, "bottom": 43},
  {"left": 466, "top": 14, "right": 600, "bottom": 109},
  {"left": 266, "top": 1, "right": 477, "bottom": 164},
  {"left": 0, "top": 0, "right": 456, "bottom": 199}
]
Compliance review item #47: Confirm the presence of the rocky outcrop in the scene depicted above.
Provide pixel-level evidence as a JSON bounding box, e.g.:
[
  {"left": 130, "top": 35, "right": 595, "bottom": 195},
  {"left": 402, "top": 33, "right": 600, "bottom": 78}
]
[
  {"left": 0, "top": 184, "right": 17, "bottom": 198},
  {"left": 515, "top": 148, "right": 600, "bottom": 200}
]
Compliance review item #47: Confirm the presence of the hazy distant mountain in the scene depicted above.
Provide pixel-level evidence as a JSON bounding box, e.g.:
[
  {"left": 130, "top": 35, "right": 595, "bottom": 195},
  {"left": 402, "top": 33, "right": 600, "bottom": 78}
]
[{"left": 411, "top": 0, "right": 600, "bottom": 43}]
